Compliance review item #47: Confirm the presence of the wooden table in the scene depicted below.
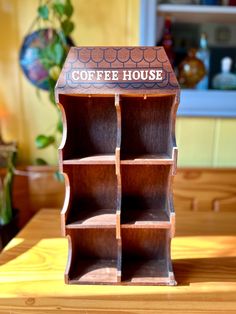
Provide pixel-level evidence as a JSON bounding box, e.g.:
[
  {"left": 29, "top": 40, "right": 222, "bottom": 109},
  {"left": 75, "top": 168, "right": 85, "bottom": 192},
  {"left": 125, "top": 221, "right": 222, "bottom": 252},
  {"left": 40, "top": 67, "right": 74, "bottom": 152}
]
[{"left": 0, "top": 209, "right": 236, "bottom": 313}]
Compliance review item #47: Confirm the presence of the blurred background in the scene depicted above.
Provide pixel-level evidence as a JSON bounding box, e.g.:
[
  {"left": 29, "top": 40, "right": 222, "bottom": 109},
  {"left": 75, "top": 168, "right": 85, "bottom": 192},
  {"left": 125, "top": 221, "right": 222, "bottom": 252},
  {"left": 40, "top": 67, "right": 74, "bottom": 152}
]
[
  {"left": 0, "top": 0, "right": 235, "bottom": 243},
  {"left": 0, "top": 0, "right": 235, "bottom": 167}
]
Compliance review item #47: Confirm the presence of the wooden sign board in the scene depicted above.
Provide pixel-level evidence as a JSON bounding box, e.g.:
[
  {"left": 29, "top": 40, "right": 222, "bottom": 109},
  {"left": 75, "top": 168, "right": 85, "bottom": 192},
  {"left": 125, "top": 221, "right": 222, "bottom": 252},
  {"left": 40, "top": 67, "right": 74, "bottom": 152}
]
[
  {"left": 55, "top": 47, "right": 179, "bottom": 99},
  {"left": 55, "top": 46, "right": 180, "bottom": 286}
]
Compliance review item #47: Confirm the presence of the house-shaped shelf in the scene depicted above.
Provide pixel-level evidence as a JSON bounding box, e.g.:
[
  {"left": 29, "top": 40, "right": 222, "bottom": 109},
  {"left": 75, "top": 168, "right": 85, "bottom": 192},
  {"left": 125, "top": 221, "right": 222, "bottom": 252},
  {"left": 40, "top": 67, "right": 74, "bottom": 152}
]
[{"left": 55, "top": 46, "right": 179, "bottom": 285}]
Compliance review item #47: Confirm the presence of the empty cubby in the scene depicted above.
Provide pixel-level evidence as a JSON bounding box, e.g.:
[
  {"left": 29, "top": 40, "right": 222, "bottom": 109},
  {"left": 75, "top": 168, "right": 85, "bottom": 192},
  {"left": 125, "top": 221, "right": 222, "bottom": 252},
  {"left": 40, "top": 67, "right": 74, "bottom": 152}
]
[
  {"left": 120, "top": 95, "right": 175, "bottom": 160},
  {"left": 121, "top": 165, "right": 171, "bottom": 226},
  {"left": 121, "top": 228, "right": 169, "bottom": 284},
  {"left": 59, "top": 94, "right": 117, "bottom": 161},
  {"left": 66, "top": 228, "right": 118, "bottom": 284},
  {"left": 64, "top": 164, "right": 117, "bottom": 227}
]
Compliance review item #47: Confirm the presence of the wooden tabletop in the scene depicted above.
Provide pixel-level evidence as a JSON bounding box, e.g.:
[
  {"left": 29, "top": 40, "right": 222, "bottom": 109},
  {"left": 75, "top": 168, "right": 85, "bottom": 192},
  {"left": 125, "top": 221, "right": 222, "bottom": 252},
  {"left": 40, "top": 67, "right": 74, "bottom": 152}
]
[{"left": 0, "top": 208, "right": 236, "bottom": 313}]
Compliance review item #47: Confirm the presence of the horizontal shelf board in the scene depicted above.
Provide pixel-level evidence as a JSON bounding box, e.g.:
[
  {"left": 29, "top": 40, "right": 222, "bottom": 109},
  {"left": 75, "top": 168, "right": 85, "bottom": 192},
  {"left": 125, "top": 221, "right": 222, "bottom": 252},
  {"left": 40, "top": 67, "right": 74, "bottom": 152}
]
[
  {"left": 66, "top": 209, "right": 116, "bottom": 228},
  {"left": 121, "top": 208, "right": 170, "bottom": 228},
  {"left": 63, "top": 154, "right": 115, "bottom": 165},
  {"left": 158, "top": 4, "right": 236, "bottom": 24},
  {"left": 122, "top": 259, "right": 170, "bottom": 284},
  {"left": 178, "top": 90, "right": 236, "bottom": 117},
  {"left": 63, "top": 154, "right": 175, "bottom": 165},
  {"left": 121, "top": 154, "right": 173, "bottom": 165},
  {"left": 69, "top": 259, "right": 117, "bottom": 284}
]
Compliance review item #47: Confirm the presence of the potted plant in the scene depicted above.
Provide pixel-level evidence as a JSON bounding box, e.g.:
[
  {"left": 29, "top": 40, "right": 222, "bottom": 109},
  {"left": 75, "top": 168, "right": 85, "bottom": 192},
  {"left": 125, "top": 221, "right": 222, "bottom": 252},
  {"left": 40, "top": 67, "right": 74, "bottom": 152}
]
[
  {"left": 19, "top": 0, "right": 75, "bottom": 165},
  {"left": 16, "top": 0, "right": 75, "bottom": 220},
  {"left": 0, "top": 143, "right": 18, "bottom": 250}
]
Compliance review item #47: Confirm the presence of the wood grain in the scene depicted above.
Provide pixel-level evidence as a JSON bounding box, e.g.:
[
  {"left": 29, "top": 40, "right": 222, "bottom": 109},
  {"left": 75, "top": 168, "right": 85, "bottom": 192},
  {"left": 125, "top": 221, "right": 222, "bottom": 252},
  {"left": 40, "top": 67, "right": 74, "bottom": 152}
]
[
  {"left": 59, "top": 94, "right": 117, "bottom": 161},
  {"left": 120, "top": 95, "right": 175, "bottom": 159},
  {"left": 174, "top": 168, "right": 236, "bottom": 211},
  {"left": 8, "top": 167, "right": 236, "bottom": 234},
  {"left": 0, "top": 209, "right": 236, "bottom": 313}
]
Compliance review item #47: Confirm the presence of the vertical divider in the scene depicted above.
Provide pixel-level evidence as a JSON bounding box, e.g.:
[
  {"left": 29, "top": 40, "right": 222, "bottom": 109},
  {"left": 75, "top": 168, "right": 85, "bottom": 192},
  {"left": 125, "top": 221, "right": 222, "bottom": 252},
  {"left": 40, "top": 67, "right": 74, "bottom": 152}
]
[{"left": 115, "top": 94, "right": 122, "bottom": 282}]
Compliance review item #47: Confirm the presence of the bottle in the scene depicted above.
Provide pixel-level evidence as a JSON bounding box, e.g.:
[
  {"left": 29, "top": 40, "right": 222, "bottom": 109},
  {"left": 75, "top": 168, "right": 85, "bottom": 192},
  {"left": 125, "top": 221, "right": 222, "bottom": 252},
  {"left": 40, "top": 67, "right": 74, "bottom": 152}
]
[
  {"left": 196, "top": 33, "right": 210, "bottom": 90},
  {"left": 178, "top": 48, "right": 206, "bottom": 89},
  {"left": 160, "top": 17, "right": 175, "bottom": 67},
  {"left": 213, "top": 57, "right": 236, "bottom": 90}
]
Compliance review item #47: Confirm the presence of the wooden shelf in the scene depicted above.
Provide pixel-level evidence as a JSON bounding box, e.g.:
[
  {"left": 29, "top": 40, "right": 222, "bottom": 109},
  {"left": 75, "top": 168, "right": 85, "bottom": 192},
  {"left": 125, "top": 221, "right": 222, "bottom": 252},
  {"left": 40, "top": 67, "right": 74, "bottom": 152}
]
[
  {"left": 158, "top": 4, "right": 236, "bottom": 24},
  {"left": 121, "top": 207, "right": 170, "bottom": 228},
  {"left": 66, "top": 208, "right": 116, "bottom": 228},
  {"left": 56, "top": 47, "right": 179, "bottom": 285},
  {"left": 63, "top": 154, "right": 115, "bottom": 165},
  {"left": 121, "top": 154, "right": 173, "bottom": 165},
  {"left": 68, "top": 259, "right": 117, "bottom": 284}
]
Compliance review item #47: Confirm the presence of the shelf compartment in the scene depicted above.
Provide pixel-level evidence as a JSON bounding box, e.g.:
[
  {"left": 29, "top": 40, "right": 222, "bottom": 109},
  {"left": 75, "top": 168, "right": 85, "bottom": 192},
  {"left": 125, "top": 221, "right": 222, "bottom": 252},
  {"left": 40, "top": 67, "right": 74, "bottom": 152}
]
[
  {"left": 63, "top": 154, "right": 115, "bottom": 165},
  {"left": 121, "top": 228, "right": 172, "bottom": 284},
  {"left": 120, "top": 95, "right": 175, "bottom": 159},
  {"left": 63, "top": 164, "right": 117, "bottom": 227},
  {"left": 59, "top": 94, "right": 117, "bottom": 160},
  {"left": 121, "top": 165, "right": 171, "bottom": 227},
  {"left": 69, "top": 259, "right": 117, "bottom": 284},
  {"left": 66, "top": 228, "right": 118, "bottom": 284}
]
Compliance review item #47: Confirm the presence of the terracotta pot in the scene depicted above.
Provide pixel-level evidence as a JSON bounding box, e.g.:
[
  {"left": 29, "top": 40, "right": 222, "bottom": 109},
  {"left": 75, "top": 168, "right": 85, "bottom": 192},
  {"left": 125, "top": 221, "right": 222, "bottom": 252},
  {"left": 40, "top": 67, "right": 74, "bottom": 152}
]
[{"left": 26, "top": 165, "right": 65, "bottom": 214}]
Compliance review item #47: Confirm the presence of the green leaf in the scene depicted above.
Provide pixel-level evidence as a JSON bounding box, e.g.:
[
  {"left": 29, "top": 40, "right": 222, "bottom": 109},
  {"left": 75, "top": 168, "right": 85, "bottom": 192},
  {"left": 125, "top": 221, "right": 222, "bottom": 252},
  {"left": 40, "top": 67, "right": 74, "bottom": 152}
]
[
  {"left": 40, "top": 58, "right": 54, "bottom": 70},
  {"left": 49, "top": 90, "right": 56, "bottom": 105},
  {"left": 38, "top": 5, "right": 49, "bottom": 20},
  {"left": 35, "top": 135, "right": 55, "bottom": 149},
  {"left": 54, "top": 171, "right": 64, "bottom": 182},
  {"left": 53, "top": 43, "right": 64, "bottom": 65},
  {"left": 61, "top": 20, "right": 74, "bottom": 36},
  {"left": 64, "top": 0, "right": 73, "bottom": 17},
  {"left": 48, "top": 77, "right": 56, "bottom": 89},
  {"left": 53, "top": 3, "right": 65, "bottom": 17},
  {"left": 35, "top": 158, "right": 48, "bottom": 165},
  {"left": 57, "top": 31, "right": 67, "bottom": 45},
  {"left": 0, "top": 150, "right": 16, "bottom": 226},
  {"left": 57, "top": 118, "right": 63, "bottom": 133}
]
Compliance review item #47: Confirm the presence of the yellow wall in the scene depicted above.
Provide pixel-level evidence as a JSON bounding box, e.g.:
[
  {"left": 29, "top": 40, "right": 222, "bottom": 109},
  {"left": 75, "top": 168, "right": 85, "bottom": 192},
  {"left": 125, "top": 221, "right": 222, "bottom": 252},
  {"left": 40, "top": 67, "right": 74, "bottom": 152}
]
[
  {"left": 0, "top": 0, "right": 235, "bottom": 167},
  {"left": 177, "top": 118, "right": 236, "bottom": 167},
  {"left": 0, "top": 0, "right": 139, "bottom": 164}
]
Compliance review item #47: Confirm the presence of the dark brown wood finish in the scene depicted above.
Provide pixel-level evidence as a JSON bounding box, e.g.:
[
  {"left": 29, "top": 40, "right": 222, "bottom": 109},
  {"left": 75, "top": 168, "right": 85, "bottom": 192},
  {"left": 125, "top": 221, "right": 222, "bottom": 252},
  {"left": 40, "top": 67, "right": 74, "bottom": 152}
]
[{"left": 56, "top": 47, "right": 180, "bottom": 285}]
